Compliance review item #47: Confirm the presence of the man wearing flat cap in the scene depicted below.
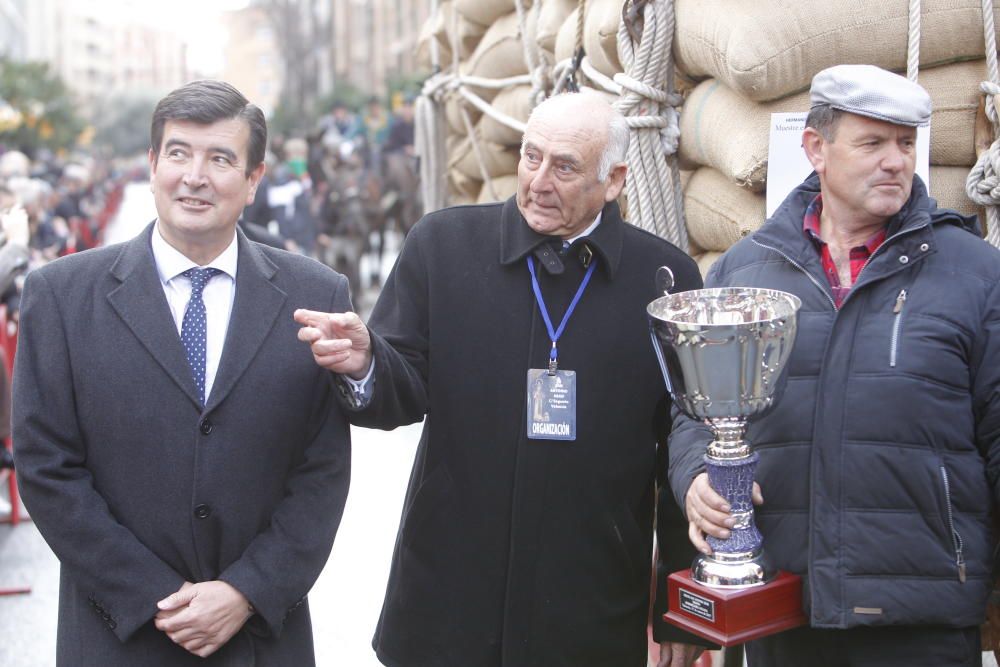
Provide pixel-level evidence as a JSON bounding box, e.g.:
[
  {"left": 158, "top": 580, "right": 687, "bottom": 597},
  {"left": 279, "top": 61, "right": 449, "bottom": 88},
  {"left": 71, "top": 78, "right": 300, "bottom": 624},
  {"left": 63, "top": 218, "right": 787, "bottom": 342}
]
[{"left": 670, "top": 64, "right": 1000, "bottom": 666}]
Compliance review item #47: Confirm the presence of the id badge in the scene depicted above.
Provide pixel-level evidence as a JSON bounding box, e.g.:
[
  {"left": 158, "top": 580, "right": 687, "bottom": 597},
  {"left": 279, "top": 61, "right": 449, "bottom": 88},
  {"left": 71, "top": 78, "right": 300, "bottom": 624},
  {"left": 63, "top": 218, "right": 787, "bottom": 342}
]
[{"left": 526, "top": 369, "right": 577, "bottom": 440}]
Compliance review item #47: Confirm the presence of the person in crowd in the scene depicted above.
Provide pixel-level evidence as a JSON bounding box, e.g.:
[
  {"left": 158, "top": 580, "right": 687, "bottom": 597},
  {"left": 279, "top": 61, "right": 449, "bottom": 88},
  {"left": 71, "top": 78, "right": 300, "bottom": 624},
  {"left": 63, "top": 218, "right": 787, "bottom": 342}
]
[
  {"left": 363, "top": 96, "right": 390, "bottom": 170},
  {"left": 13, "top": 79, "right": 351, "bottom": 666},
  {"left": 296, "top": 89, "right": 707, "bottom": 667},
  {"left": 670, "top": 64, "right": 1000, "bottom": 667},
  {"left": 381, "top": 97, "right": 415, "bottom": 159}
]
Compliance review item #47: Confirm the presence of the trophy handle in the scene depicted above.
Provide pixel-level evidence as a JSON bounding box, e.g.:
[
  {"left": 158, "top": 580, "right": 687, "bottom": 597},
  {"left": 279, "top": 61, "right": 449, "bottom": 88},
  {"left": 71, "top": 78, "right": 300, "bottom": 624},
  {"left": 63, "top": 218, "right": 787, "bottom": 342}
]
[
  {"left": 656, "top": 265, "right": 675, "bottom": 296},
  {"left": 649, "top": 327, "right": 674, "bottom": 395}
]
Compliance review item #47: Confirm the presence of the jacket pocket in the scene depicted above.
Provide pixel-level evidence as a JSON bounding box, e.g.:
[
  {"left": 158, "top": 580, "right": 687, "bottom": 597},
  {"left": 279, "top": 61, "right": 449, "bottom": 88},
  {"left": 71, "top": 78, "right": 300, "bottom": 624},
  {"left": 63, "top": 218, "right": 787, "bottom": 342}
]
[
  {"left": 889, "top": 288, "right": 907, "bottom": 367},
  {"left": 937, "top": 462, "right": 967, "bottom": 583},
  {"left": 609, "top": 504, "right": 648, "bottom": 581},
  {"left": 401, "top": 465, "right": 456, "bottom": 550}
]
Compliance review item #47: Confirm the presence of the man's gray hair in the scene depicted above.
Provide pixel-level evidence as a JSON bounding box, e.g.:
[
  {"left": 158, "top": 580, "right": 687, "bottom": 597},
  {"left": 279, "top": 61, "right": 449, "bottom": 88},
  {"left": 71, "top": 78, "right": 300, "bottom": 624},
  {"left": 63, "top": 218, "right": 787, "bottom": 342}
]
[{"left": 598, "top": 110, "right": 629, "bottom": 182}]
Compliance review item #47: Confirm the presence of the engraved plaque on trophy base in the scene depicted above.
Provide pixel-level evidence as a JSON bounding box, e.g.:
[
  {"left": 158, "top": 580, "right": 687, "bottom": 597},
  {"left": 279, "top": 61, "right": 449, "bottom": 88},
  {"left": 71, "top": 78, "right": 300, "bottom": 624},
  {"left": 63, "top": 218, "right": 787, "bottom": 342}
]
[{"left": 665, "top": 570, "right": 806, "bottom": 646}]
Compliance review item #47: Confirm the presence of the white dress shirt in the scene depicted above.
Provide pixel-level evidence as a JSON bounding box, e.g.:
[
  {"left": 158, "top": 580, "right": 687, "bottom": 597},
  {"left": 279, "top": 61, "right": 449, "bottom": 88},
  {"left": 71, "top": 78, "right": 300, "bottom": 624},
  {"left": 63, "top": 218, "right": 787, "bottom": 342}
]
[{"left": 151, "top": 223, "right": 238, "bottom": 401}]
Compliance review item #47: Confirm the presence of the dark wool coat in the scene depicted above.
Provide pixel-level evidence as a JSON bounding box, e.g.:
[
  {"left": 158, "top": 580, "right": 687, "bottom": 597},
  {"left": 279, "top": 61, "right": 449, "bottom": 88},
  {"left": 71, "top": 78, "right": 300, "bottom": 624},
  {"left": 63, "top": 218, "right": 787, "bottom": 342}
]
[
  {"left": 344, "top": 197, "right": 704, "bottom": 666},
  {"left": 13, "top": 225, "right": 351, "bottom": 666},
  {"left": 670, "top": 174, "right": 1000, "bottom": 630}
]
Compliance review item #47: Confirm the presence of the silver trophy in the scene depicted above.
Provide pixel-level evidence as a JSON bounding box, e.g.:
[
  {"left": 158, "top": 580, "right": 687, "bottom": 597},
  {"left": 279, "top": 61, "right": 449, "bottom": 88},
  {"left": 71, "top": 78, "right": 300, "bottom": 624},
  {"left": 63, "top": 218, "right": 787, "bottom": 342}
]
[{"left": 648, "top": 283, "right": 801, "bottom": 588}]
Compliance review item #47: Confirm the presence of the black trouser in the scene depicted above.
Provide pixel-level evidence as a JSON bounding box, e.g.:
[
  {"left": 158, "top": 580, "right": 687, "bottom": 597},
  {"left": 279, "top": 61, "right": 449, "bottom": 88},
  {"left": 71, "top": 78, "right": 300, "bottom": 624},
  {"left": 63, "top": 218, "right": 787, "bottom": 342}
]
[{"left": 745, "top": 625, "right": 981, "bottom": 667}]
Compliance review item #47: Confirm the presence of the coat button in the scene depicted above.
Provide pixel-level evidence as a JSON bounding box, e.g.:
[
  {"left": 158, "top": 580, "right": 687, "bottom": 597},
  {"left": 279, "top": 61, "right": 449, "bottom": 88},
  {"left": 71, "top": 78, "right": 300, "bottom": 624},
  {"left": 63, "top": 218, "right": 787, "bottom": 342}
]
[
  {"left": 194, "top": 504, "right": 211, "bottom": 519},
  {"left": 199, "top": 419, "right": 213, "bottom": 435},
  {"left": 899, "top": 255, "right": 909, "bottom": 264},
  {"left": 920, "top": 243, "right": 929, "bottom": 252},
  {"left": 108, "top": 619, "right": 117, "bottom": 630}
]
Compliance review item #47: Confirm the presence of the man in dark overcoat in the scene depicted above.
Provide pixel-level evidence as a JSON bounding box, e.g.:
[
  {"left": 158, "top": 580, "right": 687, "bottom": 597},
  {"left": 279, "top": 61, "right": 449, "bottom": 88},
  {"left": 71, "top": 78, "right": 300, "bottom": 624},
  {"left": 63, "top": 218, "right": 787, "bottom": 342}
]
[
  {"left": 13, "top": 80, "right": 351, "bottom": 666},
  {"left": 296, "top": 90, "right": 707, "bottom": 666}
]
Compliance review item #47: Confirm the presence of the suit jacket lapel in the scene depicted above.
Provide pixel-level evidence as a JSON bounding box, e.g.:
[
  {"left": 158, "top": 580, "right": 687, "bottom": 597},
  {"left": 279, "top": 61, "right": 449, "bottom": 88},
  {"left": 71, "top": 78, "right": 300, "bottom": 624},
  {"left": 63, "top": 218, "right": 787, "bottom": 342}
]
[
  {"left": 206, "top": 231, "right": 285, "bottom": 411},
  {"left": 107, "top": 222, "right": 203, "bottom": 407}
]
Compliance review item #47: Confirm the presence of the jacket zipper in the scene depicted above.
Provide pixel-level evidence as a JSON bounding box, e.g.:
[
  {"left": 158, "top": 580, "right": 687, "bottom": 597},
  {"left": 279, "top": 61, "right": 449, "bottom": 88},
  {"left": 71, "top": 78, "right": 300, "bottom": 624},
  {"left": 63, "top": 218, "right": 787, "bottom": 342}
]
[
  {"left": 939, "top": 465, "right": 967, "bottom": 583},
  {"left": 889, "top": 289, "right": 907, "bottom": 367},
  {"left": 751, "top": 239, "right": 837, "bottom": 310}
]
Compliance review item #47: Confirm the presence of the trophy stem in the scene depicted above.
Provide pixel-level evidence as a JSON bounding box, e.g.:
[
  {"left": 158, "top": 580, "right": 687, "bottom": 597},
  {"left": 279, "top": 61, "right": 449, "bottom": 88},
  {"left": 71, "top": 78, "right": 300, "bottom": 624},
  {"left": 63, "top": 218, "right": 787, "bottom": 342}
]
[{"left": 693, "top": 427, "right": 775, "bottom": 588}]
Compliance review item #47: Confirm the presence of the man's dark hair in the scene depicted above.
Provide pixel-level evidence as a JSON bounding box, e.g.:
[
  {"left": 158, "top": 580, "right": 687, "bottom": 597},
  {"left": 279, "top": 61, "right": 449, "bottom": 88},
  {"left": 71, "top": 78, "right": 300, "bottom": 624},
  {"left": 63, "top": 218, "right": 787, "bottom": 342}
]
[
  {"left": 805, "top": 104, "right": 844, "bottom": 141},
  {"left": 150, "top": 80, "right": 267, "bottom": 177}
]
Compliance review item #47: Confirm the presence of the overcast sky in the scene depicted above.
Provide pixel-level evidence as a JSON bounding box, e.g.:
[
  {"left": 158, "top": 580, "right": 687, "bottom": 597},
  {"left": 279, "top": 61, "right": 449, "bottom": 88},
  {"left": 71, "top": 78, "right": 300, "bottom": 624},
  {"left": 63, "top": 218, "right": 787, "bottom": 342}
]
[{"left": 115, "top": 0, "right": 252, "bottom": 75}]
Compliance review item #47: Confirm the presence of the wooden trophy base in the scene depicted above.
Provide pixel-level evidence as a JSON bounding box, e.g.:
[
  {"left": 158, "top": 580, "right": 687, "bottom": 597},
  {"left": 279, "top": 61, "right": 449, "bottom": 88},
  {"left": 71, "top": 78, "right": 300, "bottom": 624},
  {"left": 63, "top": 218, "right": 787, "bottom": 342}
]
[{"left": 664, "top": 569, "right": 807, "bottom": 646}]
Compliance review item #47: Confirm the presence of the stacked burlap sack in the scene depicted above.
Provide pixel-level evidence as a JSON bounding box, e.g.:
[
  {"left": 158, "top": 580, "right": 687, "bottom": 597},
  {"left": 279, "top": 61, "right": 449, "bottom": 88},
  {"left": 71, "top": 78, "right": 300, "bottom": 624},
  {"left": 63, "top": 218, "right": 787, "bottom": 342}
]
[
  {"left": 416, "top": 0, "right": 996, "bottom": 276},
  {"left": 416, "top": 0, "right": 625, "bottom": 206},
  {"left": 675, "top": 0, "right": 998, "bottom": 272}
]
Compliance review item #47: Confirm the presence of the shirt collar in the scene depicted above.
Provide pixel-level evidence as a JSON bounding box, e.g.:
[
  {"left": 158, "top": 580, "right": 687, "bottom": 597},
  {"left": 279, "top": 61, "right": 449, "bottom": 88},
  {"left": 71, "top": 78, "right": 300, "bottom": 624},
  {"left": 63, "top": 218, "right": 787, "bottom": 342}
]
[
  {"left": 151, "top": 221, "right": 239, "bottom": 284},
  {"left": 499, "top": 197, "right": 625, "bottom": 279},
  {"left": 564, "top": 212, "right": 603, "bottom": 244},
  {"left": 802, "top": 193, "right": 887, "bottom": 254}
]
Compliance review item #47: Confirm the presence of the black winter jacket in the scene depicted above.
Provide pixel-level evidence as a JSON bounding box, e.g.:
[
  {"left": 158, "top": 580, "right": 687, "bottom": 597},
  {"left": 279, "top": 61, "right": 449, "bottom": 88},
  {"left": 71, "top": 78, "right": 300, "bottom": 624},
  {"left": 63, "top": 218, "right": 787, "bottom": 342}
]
[{"left": 669, "top": 173, "right": 1000, "bottom": 629}]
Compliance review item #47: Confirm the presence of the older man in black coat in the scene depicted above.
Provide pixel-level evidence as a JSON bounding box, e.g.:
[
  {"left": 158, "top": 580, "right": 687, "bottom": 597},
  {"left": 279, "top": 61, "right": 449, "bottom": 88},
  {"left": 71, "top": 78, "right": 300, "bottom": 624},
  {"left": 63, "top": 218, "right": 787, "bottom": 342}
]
[{"left": 297, "top": 90, "right": 704, "bottom": 666}]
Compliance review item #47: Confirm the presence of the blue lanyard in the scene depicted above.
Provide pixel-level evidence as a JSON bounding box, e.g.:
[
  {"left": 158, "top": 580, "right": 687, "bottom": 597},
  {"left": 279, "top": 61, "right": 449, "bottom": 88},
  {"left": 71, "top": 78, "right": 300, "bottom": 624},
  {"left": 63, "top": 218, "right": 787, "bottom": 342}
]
[{"left": 527, "top": 254, "right": 597, "bottom": 373}]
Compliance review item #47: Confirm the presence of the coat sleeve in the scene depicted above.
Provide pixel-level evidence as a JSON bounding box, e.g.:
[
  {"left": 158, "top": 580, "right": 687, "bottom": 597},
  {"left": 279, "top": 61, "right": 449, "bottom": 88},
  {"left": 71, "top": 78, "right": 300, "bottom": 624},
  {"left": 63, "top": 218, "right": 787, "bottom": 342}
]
[
  {"left": 337, "top": 220, "right": 431, "bottom": 428},
  {"left": 218, "top": 274, "right": 352, "bottom": 638},
  {"left": 12, "top": 269, "right": 187, "bottom": 642},
  {"left": 974, "top": 279, "right": 1000, "bottom": 508}
]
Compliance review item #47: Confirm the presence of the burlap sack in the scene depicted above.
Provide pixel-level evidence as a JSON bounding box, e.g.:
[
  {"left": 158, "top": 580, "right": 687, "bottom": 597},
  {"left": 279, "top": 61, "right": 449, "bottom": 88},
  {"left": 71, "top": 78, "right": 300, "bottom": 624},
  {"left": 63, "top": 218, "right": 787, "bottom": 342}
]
[
  {"left": 680, "top": 60, "right": 989, "bottom": 192},
  {"left": 537, "top": 0, "right": 577, "bottom": 55},
  {"left": 454, "top": 0, "right": 515, "bottom": 28},
  {"left": 920, "top": 60, "right": 986, "bottom": 167},
  {"left": 583, "top": 0, "right": 623, "bottom": 78},
  {"left": 478, "top": 85, "right": 533, "bottom": 146},
  {"left": 444, "top": 92, "right": 482, "bottom": 136},
  {"left": 554, "top": 7, "right": 579, "bottom": 66},
  {"left": 692, "top": 251, "right": 724, "bottom": 279},
  {"left": 684, "top": 167, "right": 766, "bottom": 252},
  {"left": 679, "top": 82, "right": 810, "bottom": 191},
  {"left": 929, "top": 165, "right": 982, "bottom": 222},
  {"left": 450, "top": 136, "right": 522, "bottom": 180},
  {"left": 477, "top": 173, "right": 520, "bottom": 203},
  {"left": 449, "top": 170, "right": 482, "bottom": 204},
  {"left": 675, "top": 0, "right": 1000, "bottom": 101},
  {"left": 461, "top": 11, "right": 528, "bottom": 81},
  {"left": 415, "top": 1, "right": 453, "bottom": 72}
]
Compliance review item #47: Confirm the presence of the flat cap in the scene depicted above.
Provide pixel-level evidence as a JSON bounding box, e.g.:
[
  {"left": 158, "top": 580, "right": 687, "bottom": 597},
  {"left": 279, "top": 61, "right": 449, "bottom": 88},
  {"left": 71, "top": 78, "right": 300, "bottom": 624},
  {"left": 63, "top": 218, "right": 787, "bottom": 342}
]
[{"left": 810, "top": 64, "right": 931, "bottom": 127}]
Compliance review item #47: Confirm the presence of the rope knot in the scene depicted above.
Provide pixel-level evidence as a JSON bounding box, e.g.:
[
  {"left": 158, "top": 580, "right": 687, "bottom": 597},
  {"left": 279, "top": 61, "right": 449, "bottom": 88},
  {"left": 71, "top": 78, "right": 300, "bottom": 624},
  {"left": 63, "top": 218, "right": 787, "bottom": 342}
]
[{"left": 966, "top": 138, "right": 1000, "bottom": 206}]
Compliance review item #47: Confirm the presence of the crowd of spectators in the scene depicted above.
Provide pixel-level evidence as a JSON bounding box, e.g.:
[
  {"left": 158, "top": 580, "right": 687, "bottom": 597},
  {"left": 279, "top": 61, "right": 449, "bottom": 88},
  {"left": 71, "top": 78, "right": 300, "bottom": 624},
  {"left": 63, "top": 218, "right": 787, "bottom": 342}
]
[
  {"left": 241, "top": 95, "right": 418, "bottom": 295},
  {"left": 0, "top": 147, "right": 130, "bottom": 502}
]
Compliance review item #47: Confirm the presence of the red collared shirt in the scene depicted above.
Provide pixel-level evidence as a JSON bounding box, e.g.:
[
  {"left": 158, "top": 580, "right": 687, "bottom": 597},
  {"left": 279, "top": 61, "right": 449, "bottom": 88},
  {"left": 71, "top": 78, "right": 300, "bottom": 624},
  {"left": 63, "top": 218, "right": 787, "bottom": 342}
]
[{"left": 802, "top": 195, "right": 887, "bottom": 308}]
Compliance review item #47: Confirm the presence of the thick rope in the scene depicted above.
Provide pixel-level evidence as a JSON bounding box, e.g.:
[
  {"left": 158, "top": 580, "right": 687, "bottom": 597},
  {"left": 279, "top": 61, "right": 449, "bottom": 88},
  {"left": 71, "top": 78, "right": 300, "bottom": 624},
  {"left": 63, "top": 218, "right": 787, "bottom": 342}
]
[
  {"left": 459, "top": 106, "right": 498, "bottom": 201},
  {"left": 514, "top": 0, "right": 550, "bottom": 108},
  {"left": 906, "top": 0, "right": 921, "bottom": 82},
  {"left": 612, "top": 0, "right": 688, "bottom": 250},
  {"left": 966, "top": 0, "right": 1000, "bottom": 246},
  {"left": 416, "top": 73, "right": 449, "bottom": 213}
]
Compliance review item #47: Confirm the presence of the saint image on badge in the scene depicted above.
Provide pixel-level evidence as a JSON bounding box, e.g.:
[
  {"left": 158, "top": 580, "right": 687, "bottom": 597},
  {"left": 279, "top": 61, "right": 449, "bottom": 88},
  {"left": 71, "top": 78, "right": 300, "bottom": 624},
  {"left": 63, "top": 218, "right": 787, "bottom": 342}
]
[{"left": 526, "top": 368, "right": 577, "bottom": 441}]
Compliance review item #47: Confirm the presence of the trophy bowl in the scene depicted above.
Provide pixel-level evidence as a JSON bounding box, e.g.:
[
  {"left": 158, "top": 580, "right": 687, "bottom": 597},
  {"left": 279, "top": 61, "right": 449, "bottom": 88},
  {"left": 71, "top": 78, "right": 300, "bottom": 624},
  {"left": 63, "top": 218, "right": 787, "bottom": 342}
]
[{"left": 647, "top": 287, "right": 801, "bottom": 425}]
